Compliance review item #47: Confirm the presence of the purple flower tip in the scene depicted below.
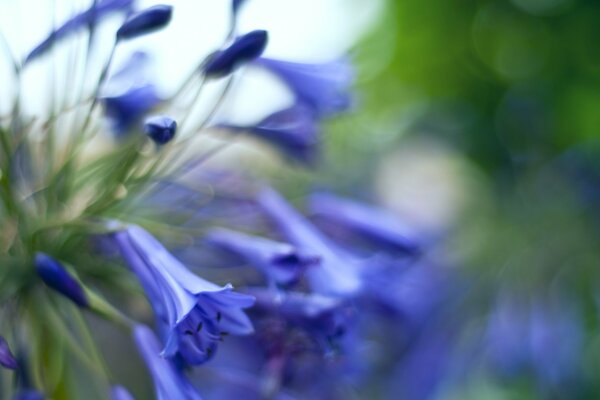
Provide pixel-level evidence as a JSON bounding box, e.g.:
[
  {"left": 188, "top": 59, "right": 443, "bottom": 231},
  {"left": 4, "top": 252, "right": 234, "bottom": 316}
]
[
  {"left": 116, "top": 5, "right": 173, "bottom": 40},
  {"left": 144, "top": 116, "right": 177, "bottom": 144},
  {"left": 0, "top": 335, "right": 18, "bottom": 370},
  {"left": 204, "top": 30, "right": 268, "bottom": 78},
  {"left": 111, "top": 385, "right": 135, "bottom": 400},
  {"left": 35, "top": 253, "right": 88, "bottom": 308}
]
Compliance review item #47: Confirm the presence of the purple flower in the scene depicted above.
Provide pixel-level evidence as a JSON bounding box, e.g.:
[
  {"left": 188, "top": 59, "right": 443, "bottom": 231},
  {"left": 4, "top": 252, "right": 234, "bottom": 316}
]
[
  {"left": 204, "top": 228, "right": 319, "bottom": 286},
  {"left": 255, "top": 57, "right": 353, "bottom": 117},
  {"left": 24, "top": 0, "right": 134, "bottom": 64},
  {"left": 256, "top": 188, "right": 363, "bottom": 297},
  {"left": 221, "top": 104, "right": 320, "bottom": 164},
  {"left": 232, "top": 0, "right": 247, "bottom": 16},
  {"left": 116, "top": 5, "right": 173, "bottom": 41},
  {"left": 35, "top": 253, "right": 88, "bottom": 307},
  {"left": 0, "top": 335, "right": 18, "bottom": 370},
  {"left": 144, "top": 116, "right": 177, "bottom": 145},
  {"left": 308, "top": 193, "right": 420, "bottom": 255},
  {"left": 111, "top": 386, "right": 134, "bottom": 400},
  {"left": 133, "top": 325, "right": 203, "bottom": 400},
  {"left": 113, "top": 225, "right": 254, "bottom": 365},
  {"left": 12, "top": 391, "right": 44, "bottom": 400},
  {"left": 204, "top": 30, "right": 268, "bottom": 78}
]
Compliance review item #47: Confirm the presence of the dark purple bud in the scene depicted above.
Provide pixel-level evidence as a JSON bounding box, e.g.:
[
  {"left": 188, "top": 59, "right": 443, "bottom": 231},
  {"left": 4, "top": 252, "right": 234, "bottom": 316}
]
[
  {"left": 144, "top": 116, "right": 177, "bottom": 144},
  {"left": 111, "top": 386, "right": 135, "bottom": 400},
  {"left": 116, "top": 5, "right": 173, "bottom": 41},
  {"left": 35, "top": 253, "right": 88, "bottom": 308},
  {"left": 0, "top": 336, "right": 18, "bottom": 370},
  {"left": 24, "top": 0, "right": 134, "bottom": 64},
  {"left": 102, "top": 85, "right": 162, "bottom": 135},
  {"left": 204, "top": 30, "right": 268, "bottom": 78},
  {"left": 232, "top": 0, "right": 247, "bottom": 16}
]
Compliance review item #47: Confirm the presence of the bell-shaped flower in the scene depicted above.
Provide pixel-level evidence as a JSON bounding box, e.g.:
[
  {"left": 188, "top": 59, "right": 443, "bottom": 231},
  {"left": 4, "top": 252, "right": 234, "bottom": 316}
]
[
  {"left": 308, "top": 192, "right": 420, "bottom": 256},
  {"left": 256, "top": 188, "right": 363, "bottom": 297},
  {"left": 35, "top": 253, "right": 88, "bottom": 307},
  {"left": 220, "top": 104, "right": 320, "bottom": 165},
  {"left": 204, "top": 228, "right": 319, "bottom": 286},
  {"left": 204, "top": 30, "right": 268, "bottom": 78},
  {"left": 255, "top": 57, "right": 353, "bottom": 117},
  {"left": 24, "top": 0, "right": 134, "bottom": 64},
  {"left": 116, "top": 5, "right": 173, "bottom": 41},
  {"left": 0, "top": 335, "right": 18, "bottom": 370},
  {"left": 113, "top": 225, "right": 254, "bottom": 365},
  {"left": 144, "top": 116, "right": 177, "bottom": 145},
  {"left": 133, "top": 325, "right": 203, "bottom": 400}
]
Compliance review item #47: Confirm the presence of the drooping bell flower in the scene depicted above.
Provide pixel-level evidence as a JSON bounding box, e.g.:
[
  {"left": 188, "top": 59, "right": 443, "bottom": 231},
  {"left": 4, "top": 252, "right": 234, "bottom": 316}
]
[
  {"left": 24, "top": 0, "right": 134, "bottom": 64},
  {"left": 144, "top": 116, "right": 177, "bottom": 145},
  {"left": 133, "top": 325, "right": 203, "bottom": 400},
  {"left": 35, "top": 253, "right": 88, "bottom": 308},
  {"left": 113, "top": 225, "right": 255, "bottom": 366},
  {"left": 204, "top": 228, "right": 319, "bottom": 286},
  {"left": 0, "top": 335, "right": 18, "bottom": 370},
  {"left": 116, "top": 5, "right": 173, "bottom": 41},
  {"left": 256, "top": 188, "right": 363, "bottom": 297},
  {"left": 308, "top": 192, "right": 420, "bottom": 256},
  {"left": 220, "top": 104, "right": 320, "bottom": 165},
  {"left": 204, "top": 30, "right": 268, "bottom": 78},
  {"left": 111, "top": 386, "right": 134, "bottom": 400},
  {"left": 255, "top": 57, "right": 353, "bottom": 117}
]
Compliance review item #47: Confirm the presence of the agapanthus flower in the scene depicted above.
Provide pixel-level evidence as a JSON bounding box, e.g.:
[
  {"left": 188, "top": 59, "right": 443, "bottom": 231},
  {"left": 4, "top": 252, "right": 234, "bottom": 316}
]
[
  {"left": 220, "top": 104, "right": 320, "bottom": 164},
  {"left": 204, "top": 30, "right": 268, "bottom": 78},
  {"left": 113, "top": 225, "right": 255, "bottom": 365},
  {"left": 111, "top": 386, "right": 135, "bottom": 400},
  {"left": 255, "top": 58, "right": 354, "bottom": 117},
  {"left": 24, "top": 0, "right": 134, "bottom": 64},
  {"left": 256, "top": 188, "right": 363, "bottom": 297},
  {"left": 35, "top": 253, "right": 89, "bottom": 308},
  {"left": 204, "top": 228, "right": 319, "bottom": 286},
  {"left": 12, "top": 390, "right": 45, "bottom": 400},
  {"left": 116, "top": 5, "right": 173, "bottom": 41},
  {"left": 0, "top": 335, "right": 18, "bottom": 370},
  {"left": 144, "top": 116, "right": 177, "bottom": 145},
  {"left": 133, "top": 324, "right": 203, "bottom": 400},
  {"left": 308, "top": 192, "right": 420, "bottom": 255}
]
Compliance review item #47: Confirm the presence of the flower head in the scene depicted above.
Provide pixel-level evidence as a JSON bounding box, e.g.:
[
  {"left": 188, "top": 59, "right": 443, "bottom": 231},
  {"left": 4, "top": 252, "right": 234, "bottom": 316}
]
[
  {"left": 35, "top": 253, "right": 88, "bottom": 308},
  {"left": 144, "top": 116, "right": 177, "bottom": 145},
  {"left": 0, "top": 335, "right": 18, "bottom": 370},
  {"left": 204, "top": 30, "right": 268, "bottom": 78},
  {"left": 113, "top": 225, "right": 254, "bottom": 365},
  {"left": 133, "top": 325, "right": 203, "bottom": 400},
  {"left": 116, "top": 5, "right": 173, "bottom": 41}
]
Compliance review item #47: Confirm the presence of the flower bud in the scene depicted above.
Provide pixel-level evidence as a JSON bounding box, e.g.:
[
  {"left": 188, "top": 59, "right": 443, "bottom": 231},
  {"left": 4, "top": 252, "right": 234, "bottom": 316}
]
[
  {"left": 204, "top": 30, "right": 268, "bottom": 78},
  {"left": 0, "top": 335, "right": 17, "bottom": 370},
  {"left": 116, "top": 5, "right": 173, "bottom": 41},
  {"left": 35, "top": 253, "right": 88, "bottom": 308},
  {"left": 144, "top": 116, "right": 177, "bottom": 145}
]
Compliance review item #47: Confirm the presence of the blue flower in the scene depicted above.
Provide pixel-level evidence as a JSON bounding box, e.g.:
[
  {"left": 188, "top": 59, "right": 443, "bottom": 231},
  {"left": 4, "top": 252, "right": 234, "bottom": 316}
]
[
  {"left": 144, "top": 116, "right": 177, "bottom": 145},
  {"left": 308, "top": 192, "right": 420, "bottom": 255},
  {"left": 117, "top": 5, "right": 173, "bottom": 41},
  {"left": 204, "top": 30, "right": 268, "bottom": 78},
  {"left": 232, "top": 0, "right": 247, "bottom": 16},
  {"left": 220, "top": 104, "right": 320, "bottom": 164},
  {"left": 0, "top": 335, "right": 18, "bottom": 370},
  {"left": 113, "top": 225, "right": 254, "bottom": 365},
  {"left": 255, "top": 57, "right": 353, "bottom": 117},
  {"left": 133, "top": 325, "right": 203, "bottom": 400},
  {"left": 256, "top": 188, "right": 363, "bottom": 297},
  {"left": 205, "top": 228, "right": 319, "bottom": 286},
  {"left": 12, "top": 390, "right": 45, "bottom": 400},
  {"left": 35, "top": 253, "right": 88, "bottom": 308},
  {"left": 24, "top": 0, "right": 134, "bottom": 64},
  {"left": 111, "top": 386, "right": 134, "bottom": 400}
]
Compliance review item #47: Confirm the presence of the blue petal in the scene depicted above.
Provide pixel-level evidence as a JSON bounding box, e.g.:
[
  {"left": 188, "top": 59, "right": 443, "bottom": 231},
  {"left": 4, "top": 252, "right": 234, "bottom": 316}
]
[
  {"left": 116, "top": 5, "right": 173, "bottom": 41},
  {"left": 204, "top": 30, "right": 268, "bottom": 78}
]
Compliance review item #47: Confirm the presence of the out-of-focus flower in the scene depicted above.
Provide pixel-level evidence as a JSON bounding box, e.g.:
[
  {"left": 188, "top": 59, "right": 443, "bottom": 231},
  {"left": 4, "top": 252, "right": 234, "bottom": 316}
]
[
  {"left": 232, "top": 0, "right": 247, "bottom": 16},
  {"left": 12, "top": 390, "right": 45, "bottom": 400},
  {"left": 255, "top": 58, "right": 353, "bottom": 117},
  {"left": 111, "top": 386, "right": 134, "bottom": 400},
  {"left": 256, "top": 188, "right": 363, "bottom": 297},
  {"left": 133, "top": 325, "right": 203, "bottom": 400},
  {"left": 102, "top": 85, "right": 162, "bottom": 135},
  {"left": 144, "top": 116, "right": 177, "bottom": 145},
  {"left": 116, "top": 5, "right": 173, "bottom": 41},
  {"left": 35, "top": 253, "right": 88, "bottom": 308},
  {"left": 204, "top": 30, "right": 268, "bottom": 78},
  {"left": 24, "top": 0, "right": 134, "bottom": 64},
  {"left": 204, "top": 228, "right": 319, "bottom": 286},
  {"left": 221, "top": 104, "right": 320, "bottom": 164},
  {"left": 0, "top": 335, "right": 18, "bottom": 370},
  {"left": 113, "top": 226, "right": 254, "bottom": 365},
  {"left": 308, "top": 192, "right": 420, "bottom": 256}
]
